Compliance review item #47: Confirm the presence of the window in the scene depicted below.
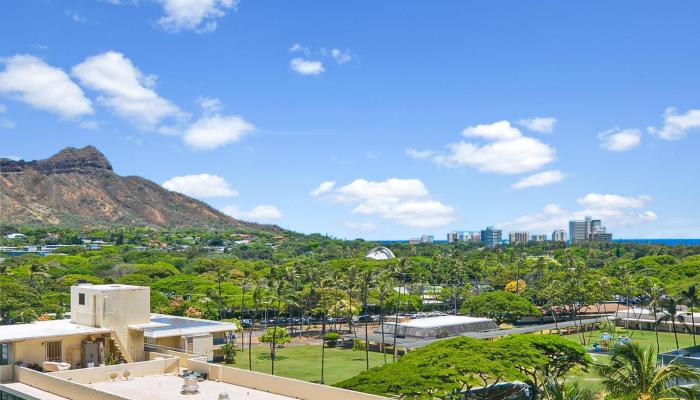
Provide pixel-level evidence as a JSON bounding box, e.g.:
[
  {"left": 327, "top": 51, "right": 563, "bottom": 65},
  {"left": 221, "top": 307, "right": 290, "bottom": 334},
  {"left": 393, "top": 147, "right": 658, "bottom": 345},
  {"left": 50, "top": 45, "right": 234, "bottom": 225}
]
[
  {"left": 45, "top": 340, "right": 62, "bottom": 362},
  {"left": 78, "top": 293, "right": 85, "bottom": 305},
  {"left": 0, "top": 343, "right": 9, "bottom": 365}
]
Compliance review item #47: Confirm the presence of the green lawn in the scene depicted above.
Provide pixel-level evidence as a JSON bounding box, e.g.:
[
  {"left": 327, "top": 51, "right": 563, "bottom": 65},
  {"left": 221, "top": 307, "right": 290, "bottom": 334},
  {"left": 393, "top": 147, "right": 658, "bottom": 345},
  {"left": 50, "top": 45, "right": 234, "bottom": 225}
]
[
  {"left": 563, "top": 327, "right": 699, "bottom": 354},
  {"left": 225, "top": 344, "right": 391, "bottom": 385},
  {"left": 562, "top": 328, "right": 699, "bottom": 392}
]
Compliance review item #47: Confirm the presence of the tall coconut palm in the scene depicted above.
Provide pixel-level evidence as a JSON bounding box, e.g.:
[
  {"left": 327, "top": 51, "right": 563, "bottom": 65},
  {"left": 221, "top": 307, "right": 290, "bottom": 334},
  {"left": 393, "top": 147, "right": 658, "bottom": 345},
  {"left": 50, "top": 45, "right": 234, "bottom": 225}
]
[
  {"left": 317, "top": 272, "right": 332, "bottom": 384},
  {"left": 250, "top": 279, "right": 267, "bottom": 371},
  {"left": 375, "top": 274, "right": 394, "bottom": 365},
  {"left": 680, "top": 285, "right": 698, "bottom": 347},
  {"left": 596, "top": 343, "right": 700, "bottom": 400},
  {"left": 391, "top": 257, "right": 410, "bottom": 362},
  {"left": 343, "top": 264, "right": 360, "bottom": 335},
  {"left": 657, "top": 298, "right": 681, "bottom": 350},
  {"left": 268, "top": 269, "right": 287, "bottom": 376},
  {"left": 647, "top": 284, "right": 664, "bottom": 353},
  {"left": 239, "top": 270, "right": 252, "bottom": 352},
  {"left": 359, "top": 268, "right": 375, "bottom": 371}
]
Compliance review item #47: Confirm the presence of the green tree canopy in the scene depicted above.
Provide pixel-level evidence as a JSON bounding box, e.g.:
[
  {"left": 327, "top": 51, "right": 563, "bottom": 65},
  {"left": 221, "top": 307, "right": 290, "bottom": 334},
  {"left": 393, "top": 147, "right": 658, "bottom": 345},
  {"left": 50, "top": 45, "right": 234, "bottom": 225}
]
[{"left": 460, "top": 291, "right": 541, "bottom": 324}]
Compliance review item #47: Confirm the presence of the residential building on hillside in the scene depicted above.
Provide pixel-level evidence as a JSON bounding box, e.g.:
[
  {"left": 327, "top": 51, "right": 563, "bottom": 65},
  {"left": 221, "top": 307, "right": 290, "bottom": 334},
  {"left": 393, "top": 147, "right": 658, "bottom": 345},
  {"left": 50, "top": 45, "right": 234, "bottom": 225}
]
[
  {"left": 508, "top": 232, "right": 529, "bottom": 245},
  {"left": 481, "top": 227, "right": 502, "bottom": 247}
]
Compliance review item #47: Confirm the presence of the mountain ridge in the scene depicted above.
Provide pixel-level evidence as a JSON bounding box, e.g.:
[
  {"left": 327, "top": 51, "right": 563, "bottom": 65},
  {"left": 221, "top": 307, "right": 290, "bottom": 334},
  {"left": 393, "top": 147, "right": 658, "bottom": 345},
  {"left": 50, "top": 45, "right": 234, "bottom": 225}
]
[{"left": 0, "top": 146, "right": 282, "bottom": 232}]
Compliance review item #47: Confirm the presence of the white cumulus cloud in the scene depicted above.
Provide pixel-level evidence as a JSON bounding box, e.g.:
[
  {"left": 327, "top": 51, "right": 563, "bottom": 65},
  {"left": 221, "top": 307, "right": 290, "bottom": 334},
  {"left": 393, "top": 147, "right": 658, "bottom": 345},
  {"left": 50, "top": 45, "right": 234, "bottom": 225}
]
[
  {"left": 462, "top": 120, "right": 522, "bottom": 141},
  {"left": 309, "top": 181, "right": 336, "bottom": 197},
  {"left": 158, "top": 0, "right": 237, "bottom": 32},
  {"left": 517, "top": 117, "right": 557, "bottom": 133},
  {"left": 0, "top": 54, "right": 92, "bottom": 119},
  {"left": 648, "top": 107, "right": 700, "bottom": 141},
  {"left": 501, "top": 193, "right": 656, "bottom": 232},
  {"left": 577, "top": 193, "right": 651, "bottom": 209},
  {"left": 312, "top": 178, "right": 455, "bottom": 228},
  {"left": 290, "top": 58, "right": 324, "bottom": 75},
  {"left": 196, "top": 96, "right": 222, "bottom": 114},
  {"left": 598, "top": 128, "right": 641, "bottom": 152},
  {"left": 512, "top": 170, "right": 565, "bottom": 189},
  {"left": 330, "top": 49, "right": 352, "bottom": 64},
  {"left": 435, "top": 136, "right": 555, "bottom": 174},
  {"left": 162, "top": 173, "right": 238, "bottom": 198},
  {"left": 222, "top": 205, "right": 282, "bottom": 222},
  {"left": 72, "top": 51, "right": 181, "bottom": 129},
  {"left": 405, "top": 148, "right": 439, "bottom": 160},
  {"left": 182, "top": 114, "right": 255, "bottom": 150},
  {"left": 411, "top": 120, "right": 556, "bottom": 175}
]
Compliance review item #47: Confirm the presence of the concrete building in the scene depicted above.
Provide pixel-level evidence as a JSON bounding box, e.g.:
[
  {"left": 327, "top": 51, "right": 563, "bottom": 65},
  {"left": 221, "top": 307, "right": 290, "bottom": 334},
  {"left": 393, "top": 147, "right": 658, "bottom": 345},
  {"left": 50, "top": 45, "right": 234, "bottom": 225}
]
[
  {"left": 0, "top": 284, "right": 237, "bottom": 379},
  {"left": 408, "top": 235, "right": 433, "bottom": 245},
  {"left": 480, "top": 227, "right": 502, "bottom": 248},
  {"left": 530, "top": 234, "right": 548, "bottom": 242},
  {"left": 448, "top": 231, "right": 482, "bottom": 243},
  {"left": 446, "top": 232, "right": 458, "bottom": 243},
  {"left": 551, "top": 229, "right": 566, "bottom": 242},
  {"left": 569, "top": 217, "right": 592, "bottom": 242},
  {"left": 508, "top": 232, "right": 529, "bottom": 245},
  {"left": 568, "top": 217, "right": 613, "bottom": 243}
]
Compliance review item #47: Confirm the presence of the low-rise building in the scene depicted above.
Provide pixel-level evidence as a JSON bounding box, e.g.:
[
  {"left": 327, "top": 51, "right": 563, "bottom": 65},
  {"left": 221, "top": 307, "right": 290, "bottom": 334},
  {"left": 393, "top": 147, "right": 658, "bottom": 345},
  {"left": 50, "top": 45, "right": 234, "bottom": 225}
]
[{"left": 0, "top": 284, "right": 237, "bottom": 378}]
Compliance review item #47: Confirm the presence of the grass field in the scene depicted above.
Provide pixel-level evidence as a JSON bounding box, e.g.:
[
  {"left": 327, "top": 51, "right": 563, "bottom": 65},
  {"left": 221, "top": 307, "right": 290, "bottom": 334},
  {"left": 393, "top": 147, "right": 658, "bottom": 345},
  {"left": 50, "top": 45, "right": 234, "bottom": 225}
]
[
  {"left": 563, "top": 327, "right": 698, "bottom": 354},
  {"left": 225, "top": 344, "right": 392, "bottom": 385},
  {"left": 563, "top": 327, "right": 699, "bottom": 391}
]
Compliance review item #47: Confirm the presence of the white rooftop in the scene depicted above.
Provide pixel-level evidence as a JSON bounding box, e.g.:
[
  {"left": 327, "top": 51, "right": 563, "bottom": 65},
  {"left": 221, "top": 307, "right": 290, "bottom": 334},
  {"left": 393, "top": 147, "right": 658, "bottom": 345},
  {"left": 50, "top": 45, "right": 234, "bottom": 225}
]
[
  {"left": 76, "top": 284, "right": 148, "bottom": 291},
  {"left": 132, "top": 314, "right": 238, "bottom": 338},
  {"left": 400, "top": 315, "right": 493, "bottom": 328},
  {"left": 87, "top": 374, "right": 295, "bottom": 400},
  {"left": 0, "top": 319, "right": 111, "bottom": 343},
  {"left": 0, "top": 382, "right": 69, "bottom": 400}
]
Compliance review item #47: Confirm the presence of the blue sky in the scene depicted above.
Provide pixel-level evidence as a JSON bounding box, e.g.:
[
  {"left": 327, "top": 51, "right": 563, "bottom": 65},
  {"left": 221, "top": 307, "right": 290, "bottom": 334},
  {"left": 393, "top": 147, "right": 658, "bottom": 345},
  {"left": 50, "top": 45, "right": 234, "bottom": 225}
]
[{"left": 2, "top": 1, "right": 700, "bottom": 239}]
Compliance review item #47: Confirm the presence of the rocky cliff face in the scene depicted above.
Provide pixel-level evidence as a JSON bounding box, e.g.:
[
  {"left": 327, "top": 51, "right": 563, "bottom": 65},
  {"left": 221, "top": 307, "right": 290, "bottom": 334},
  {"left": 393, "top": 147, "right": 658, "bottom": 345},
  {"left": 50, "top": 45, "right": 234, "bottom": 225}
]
[{"left": 0, "top": 146, "right": 280, "bottom": 231}]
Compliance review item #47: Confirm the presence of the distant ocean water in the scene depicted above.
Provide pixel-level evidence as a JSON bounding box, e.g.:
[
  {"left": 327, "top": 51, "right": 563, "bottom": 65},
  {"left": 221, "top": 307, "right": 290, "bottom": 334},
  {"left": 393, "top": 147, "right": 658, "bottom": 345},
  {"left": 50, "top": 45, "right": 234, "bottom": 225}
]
[
  {"left": 377, "top": 239, "right": 700, "bottom": 246},
  {"left": 613, "top": 239, "right": 700, "bottom": 246}
]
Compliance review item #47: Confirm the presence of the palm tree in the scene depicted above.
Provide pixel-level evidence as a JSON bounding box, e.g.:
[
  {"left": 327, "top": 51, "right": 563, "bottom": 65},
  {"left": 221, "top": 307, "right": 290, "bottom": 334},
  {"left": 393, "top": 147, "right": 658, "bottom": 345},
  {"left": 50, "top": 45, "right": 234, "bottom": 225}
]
[
  {"left": 657, "top": 298, "right": 681, "bottom": 350},
  {"left": 269, "top": 269, "right": 287, "bottom": 376},
  {"left": 647, "top": 285, "right": 664, "bottom": 353},
  {"left": 680, "top": 285, "right": 698, "bottom": 347},
  {"left": 375, "top": 274, "right": 394, "bottom": 365},
  {"left": 359, "top": 268, "right": 375, "bottom": 371},
  {"left": 542, "top": 378, "right": 597, "bottom": 400},
  {"left": 317, "top": 272, "right": 332, "bottom": 384},
  {"left": 391, "top": 257, "right": 410, "bottom": 362},
  {"left": 239, "top": 270, "right": 252, "bottom": 352},
  {"left": 250, "top": 279, "right": 266, "bottom": 371},
  {"left": 596, "top": 342, "right": 700, "bottom": 400}
]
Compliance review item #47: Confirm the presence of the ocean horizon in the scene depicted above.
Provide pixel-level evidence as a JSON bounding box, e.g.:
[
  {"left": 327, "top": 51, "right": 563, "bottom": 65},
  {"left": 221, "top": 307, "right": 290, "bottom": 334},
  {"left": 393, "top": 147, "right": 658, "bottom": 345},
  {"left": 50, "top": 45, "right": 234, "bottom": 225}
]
[{"left": 376, "top": 238, "right": 700, "bottom": 246}]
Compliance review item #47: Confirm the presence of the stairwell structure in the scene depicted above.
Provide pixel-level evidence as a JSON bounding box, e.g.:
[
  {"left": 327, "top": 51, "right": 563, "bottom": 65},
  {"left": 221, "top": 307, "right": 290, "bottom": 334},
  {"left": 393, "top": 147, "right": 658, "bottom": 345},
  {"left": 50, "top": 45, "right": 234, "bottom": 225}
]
[{"left": 70, "top": 284, "right": 151, "bottom": 363}]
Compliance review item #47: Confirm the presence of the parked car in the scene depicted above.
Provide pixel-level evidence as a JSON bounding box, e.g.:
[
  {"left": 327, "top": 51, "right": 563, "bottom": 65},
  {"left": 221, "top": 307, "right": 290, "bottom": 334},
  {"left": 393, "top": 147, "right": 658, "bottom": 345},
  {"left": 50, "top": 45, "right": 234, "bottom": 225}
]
[
  {"left": 358, "top": 315, "right": 374, "bottom": 323},
  {"left": 241, "top": 319, "right": 253, "bottom": 328}
]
